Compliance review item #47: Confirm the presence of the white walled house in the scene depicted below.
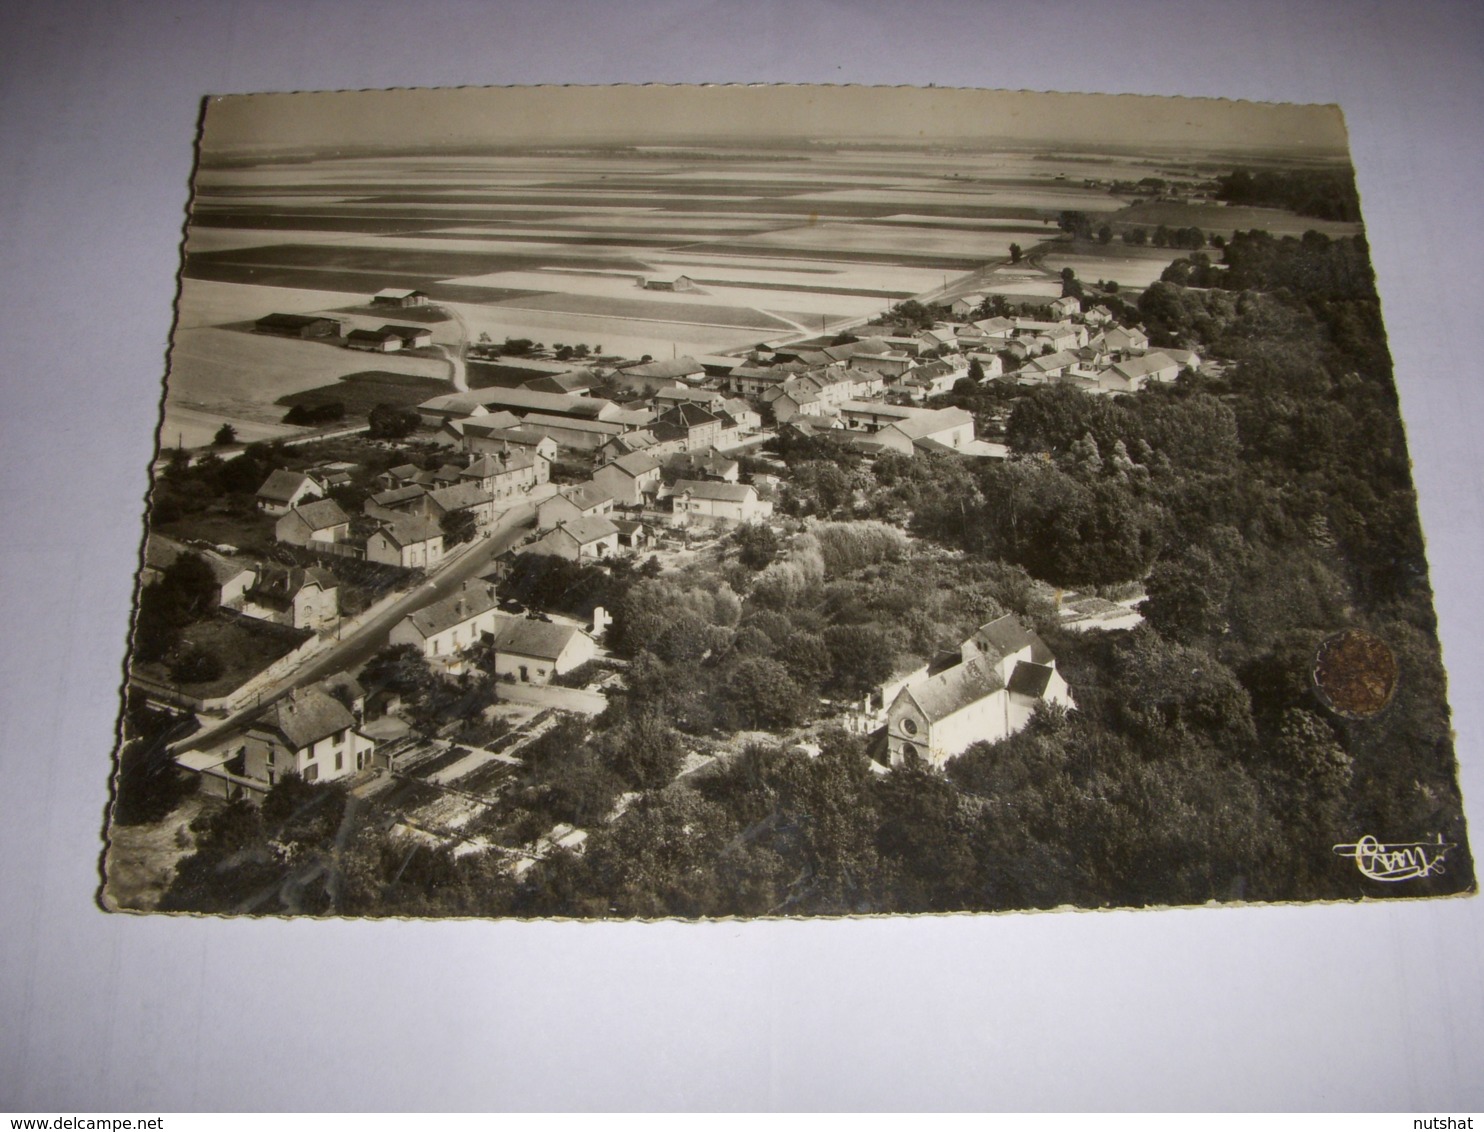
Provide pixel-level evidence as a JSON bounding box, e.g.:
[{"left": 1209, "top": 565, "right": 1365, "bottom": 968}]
[
  {"left": 667, "top": 480, "right": 774, "bottom": 524},
  {"left": 389, "top": 581, "right": 501, "bottom": 658},
  {"left": 239, "top": 686, "right": 375, "bottom": 788},
  {"left": 537, "top": 483, "right": 615, "bottom": 530},
  {"left": 256, "top": 469, "right": 325, "bottom": 516},
  {"left": 592, "top": 451, "right": 663, "bottom": 506},
  {"left": 366, "top": 515, "right": 444, "bottom": 569},
  {"left": 885, "top": 615, "right": 1073, "bottom": 768},
  {"left": 529, "top": 516, "right": 622, "bottom": 561},
  {"left": 491, "top": 616, "right": 597, "bottom": 685},
  {"left": 275, "top": 499, "right": 351, "bottom": 547}
]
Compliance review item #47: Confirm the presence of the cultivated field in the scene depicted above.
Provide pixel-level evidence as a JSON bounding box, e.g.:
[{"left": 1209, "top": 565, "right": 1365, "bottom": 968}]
[{"left": 163, "top": 146, "right": 1358, "bottom": 441}]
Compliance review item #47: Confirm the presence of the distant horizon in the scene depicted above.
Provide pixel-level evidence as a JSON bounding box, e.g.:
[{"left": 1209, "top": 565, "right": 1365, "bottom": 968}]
[{"left": 202, "top": 84, "right": 1353, "bottom": 160}]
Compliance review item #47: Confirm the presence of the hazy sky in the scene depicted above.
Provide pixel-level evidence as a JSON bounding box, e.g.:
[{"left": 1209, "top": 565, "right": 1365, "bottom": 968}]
[{"left": 203, "top": 84, "right": 1351, "bottom": 156}]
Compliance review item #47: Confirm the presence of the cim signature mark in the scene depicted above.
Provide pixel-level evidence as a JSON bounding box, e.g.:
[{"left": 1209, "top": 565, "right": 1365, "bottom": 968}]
[{"left": 1332, "top": 835, "right": 1454, "bottom": 882}]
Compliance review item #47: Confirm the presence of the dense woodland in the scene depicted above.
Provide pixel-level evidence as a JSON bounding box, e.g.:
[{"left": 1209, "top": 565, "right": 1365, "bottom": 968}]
[{"left": 155, "top": 226, "right": 1474, "bottom": 918}]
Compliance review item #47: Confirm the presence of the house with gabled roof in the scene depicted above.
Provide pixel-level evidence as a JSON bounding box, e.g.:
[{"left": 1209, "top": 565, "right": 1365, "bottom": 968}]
[
  {"left": 537, "top": 483, "right": 615, "bottom": 530},
  {"left": 896, "top": 357, "right": 967, "bottom": 401},
  {"left": 372, "top": 287, "right": 427, "bottom": 308},
  {"left": 377, "top": 324, "right": 433, "bottom": 349},
  {"left": 142, "top": 536, "right": 257, "bottom": 607},
  {"left": 240, "top": 685, "right": 374, "bottom": 787},
  {"left": 345, "top": 328, "right": 404, "bottom": 353},
  {"left": 915, "top": 326, "right": 960, "bottom": 353},
  {"left": 255, "top": 469, "right": 325, "bottom": 516},
  {"left": 254, "top": 313, "right": 342, "bottom": 339},
  {"left": 885, "top": 614, "right": 1072, "bottom": 768},
  {"left": 950, "top": 294, "right": 987, "bottom": 318},
  {"left": 665, "top": 448, "right": 740, "bottom": 484},
  {"left": 364, "top": 484, "right": 429, "bottom": 524},
  {"left": 872, "top": 407, "right": 976, "bottom": 455},
  {"left": 522, "top": 370, "right": 597, "bottom": 396},
  {"left": 666, "top": 480, "right": 773, "bottom": 525},
  {"left": 593, "top": 450, "right": 664, "bottom": 506},
  {"left": 490, "top": 616, "right": 597, "bottom": 684},
  {"left": 426, "top": 481, "right": 496, "bottom": 532},
  {"left": 461, "top": 447, "right": 549, "bottom": 499},
  {"left": 275, "top": 499, "right": 351, "bottom": 547},
  {"left": 725, "top": 365, "right": 794, "bottom": 399},
  {"left": 1083, "top": 305, "right": 1114, "bottom": 327},
  {"left": 450, "top": 419, "right": 558, "bottom": 462},
  {"left": 529, "top": 515, "right": 622, "bottom": 561},
  {"left": 389, "top": 580, "right": 501, "bottom": 658},
  {"left": 1094, "top": 326, "right": 1149, "bottom": 360},
  {"left": 1051, "top": 295, "right": 1082, "bottom": 319},
  {"left": 655, "top": 402, "right": 724, "bottom": 451},
  {"left": 366, "top": 515, "right": 444, "bottom": 569},
  {"left": 518, "top": 413, "right": 628, "bottom": 451},
  {"left": 618, "top": 356, "right": 706, "bottom": 382},
  {"left": 653, "top": 385, "right": 726, "bottom": 413},
  {"left": 1020, "top": 349, "right": 1082, "bottom": 385},
  {"left": 1101, "top": 351, "right": 1180, "bottom": 393},
  {"left": 242, "top": 565, "right": 339, "bottom": 631}
]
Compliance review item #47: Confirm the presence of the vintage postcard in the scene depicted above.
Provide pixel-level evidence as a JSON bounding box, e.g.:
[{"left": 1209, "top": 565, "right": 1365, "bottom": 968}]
[{"left": 102, "top": 84, "right": 1474, "bottom": 917}]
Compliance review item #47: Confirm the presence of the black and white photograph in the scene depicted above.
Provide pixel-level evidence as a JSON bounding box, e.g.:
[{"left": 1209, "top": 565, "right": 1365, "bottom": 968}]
[{"left": 100, "top": 83, "right": 1475, "bottom": 920}]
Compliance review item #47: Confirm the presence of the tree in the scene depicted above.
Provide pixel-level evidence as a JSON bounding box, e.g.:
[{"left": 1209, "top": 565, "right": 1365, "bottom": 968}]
[
  {"left": 1097, "top": 223, "right": 1113, "bottom": 245},
  {"left": 967, "top": 357, "right": 986, "bottom": 383},
  {"left": 367, "top": 403, "right": 420, "bottom": 440},
  {"left": 723, "top": 657, "right": 809, "bottom": 730},
  {"left": 1008, "top": 243, "right": 1023, "bottom": 264},
  {"left": 213, "top": 422, "right": 237, "bottom": 446},
  {"left": 439, "top": 509, "right": 477, "bottom": 546},
  {"left": 734, "top": 522, "right": 779, "bottom": 570}
]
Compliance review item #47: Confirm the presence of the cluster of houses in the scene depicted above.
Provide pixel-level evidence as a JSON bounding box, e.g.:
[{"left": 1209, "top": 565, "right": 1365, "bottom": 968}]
[
  {"left": 168, "top": 285, "right": 1187, "bottom": 810},
  {"left": 178, "top": 572, "right": 607, "bottom": 802},
  {"left": 144, "top": 534, "right": 341, "bottom": 633}
]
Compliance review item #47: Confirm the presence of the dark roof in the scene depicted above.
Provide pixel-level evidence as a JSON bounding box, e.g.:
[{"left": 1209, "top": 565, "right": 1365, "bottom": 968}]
[
  {"left": 492, "top": 616, "right": 586, "bottom": 661},
  {"left": 256, "top": 313, "right": 331, "bottom": 330},
  {"left": 257, "top": 468, "right": 318, "bottom": 503},
  {"left": 377, "top": 514, "right": 442, "bottom": 546},
  {"left": 1007, "top": 661, "right": 1054, "bottom": 698},
  {"left": 620, "top": 357, "right": 705, "bottom": 380},
  {"left": 288, "top": 499, "right": 350, "bottom": 531},
  {"left": 144, "top": 536, "right": 254, "bottom": 587},
  {"left": 607, "top": 450, "right": 663, "bottom": 477},
  {"left": 658, "top": 403, "right": 721, "bottom": 429},
  {"left": 974, "top": 615, "right": 1052, "bottom": 664},
  {"left": 428, "top": 482, "right": 494, "bottom": 512},
  {"left": 378, "top": 323, "right": 430, "bottom": 338},
  {"left": 370, "top": 485, "right": 427, "bottom": 508},
  {"left": 904, "top": 658, "right": 1004, "bottom": 723},
  {"left": 254, "top": 688, "right": 356, "bottom": 751},
  {"left": 248, "top": 566, "right": 337, "bottom": 608},
  {"left": 346, "top": 328, "right": 401, "bottom": 344},
  {"left": 402, "top": 581, "right": 499, "bottom": 638},
  {"left": 672, "top": 479, "right": 755, "bottom": 503},
  {"left": 550, "top": 515, "right": 620, "bottom": 546}
]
